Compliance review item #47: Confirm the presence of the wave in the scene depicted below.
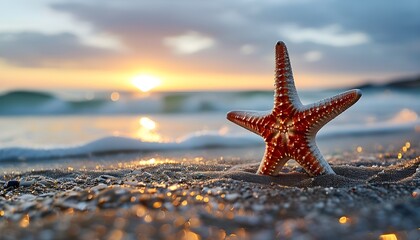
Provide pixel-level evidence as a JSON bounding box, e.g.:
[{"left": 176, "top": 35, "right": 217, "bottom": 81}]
[
  {"left": 0, "top": 119, "right": 417, "bottom": 162},
  {"left": 0, "top": 90, "right": 109, "bottom": 115},
  {"left": 1, "top": 89, "right": 419, "bottom": 116},
  {"left": 0, "top": 90, "right": 272, "bottom": 115}
]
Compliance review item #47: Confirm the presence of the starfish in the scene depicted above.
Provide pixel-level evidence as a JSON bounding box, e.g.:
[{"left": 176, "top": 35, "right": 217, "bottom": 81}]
[{"left": 227, "top": 41, "right": 362, "bottom": 177}]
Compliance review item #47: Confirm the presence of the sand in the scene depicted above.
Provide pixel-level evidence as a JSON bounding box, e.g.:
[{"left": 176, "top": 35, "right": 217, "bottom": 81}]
[{"left": 0, "top": 152, "right": 419, "bottom": 240}]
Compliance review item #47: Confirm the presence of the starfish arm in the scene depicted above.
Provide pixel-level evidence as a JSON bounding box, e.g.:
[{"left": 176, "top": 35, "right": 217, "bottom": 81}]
[
  {"left": 300, "top": 89, "right": 362, "bottom": 134},
  {"left": 293, "top": 138, "right": 335, "bottom": 176},
  {"left": 257, "top": 143, "right": 289, "bottom": 176},
  {"left": 226, "top": 110, "right": 272, "bottom": 136},
  {"left": 272, "top": 41, "right": 303, "bottom": 115}
]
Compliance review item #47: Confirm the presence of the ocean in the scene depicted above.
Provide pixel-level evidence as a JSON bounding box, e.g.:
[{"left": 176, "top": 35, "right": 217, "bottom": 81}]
[{"left": 0, "top": 88, "right": 418, "bottom": 172}]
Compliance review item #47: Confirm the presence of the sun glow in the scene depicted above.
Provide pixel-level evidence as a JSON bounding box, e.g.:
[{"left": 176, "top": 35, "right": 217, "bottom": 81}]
[{"left": 131, "top": 74, "right": 162, "bottom": 92}]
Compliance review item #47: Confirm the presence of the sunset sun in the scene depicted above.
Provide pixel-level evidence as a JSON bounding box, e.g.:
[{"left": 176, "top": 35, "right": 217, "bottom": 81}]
[{"left": 131, "top": 74, "right": 162, "bottom": 92}]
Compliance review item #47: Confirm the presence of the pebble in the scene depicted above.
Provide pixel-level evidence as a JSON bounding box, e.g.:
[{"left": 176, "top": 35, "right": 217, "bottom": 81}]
[
  {"left": 21, "top": 201, "right": 38, "bottom": 211},
  {"left": 18, "top": 194, "right": 37, "bottom": 201},
  {"left": 124, "top": 181, "right": 146, "bottom": 187},
  {"left": 252, "top": 204, "right": 265, "bottom": 212},
  {"left": 314, "top": 202, "right": 325, "bottom": 209},
  {"left": 4, "top": 180, "right": 20, "bottom": 189},
  {"left": 208, "top": 187, "right": 223, "bottom": 195},
  {"left": 97, "top": 175, "right": 117, "bottom": 184},
  {"left": 225, "top": 193, "right": 240, "bottom": 201},
  {"left": 20, "top": 180, "right": 35, "bottom": 187},
  {"left": 299, "top": 196, "right": 308, "bottom": 201},
  {"left": 71, "top": 186, "right": 83, "bottom": 192},
  {"left": 39, "top": 192, "right": 55, "bottom": 198},
  {"left": 39, "top": 180, "right": 55, "bottom": 187},
  {"left": 91, "top": 183, "right": 108, "bottom": 193}
]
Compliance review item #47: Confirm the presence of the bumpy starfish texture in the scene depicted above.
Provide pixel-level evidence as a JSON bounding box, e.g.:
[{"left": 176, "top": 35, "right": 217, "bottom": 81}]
[{"left": 227, "top": 41, "right": 362, "bottom": 177}]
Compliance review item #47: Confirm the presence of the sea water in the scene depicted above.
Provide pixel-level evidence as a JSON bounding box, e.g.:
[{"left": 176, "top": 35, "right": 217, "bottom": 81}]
[{"left": 0, "top": 88, "right": 418, "bottom": 169}]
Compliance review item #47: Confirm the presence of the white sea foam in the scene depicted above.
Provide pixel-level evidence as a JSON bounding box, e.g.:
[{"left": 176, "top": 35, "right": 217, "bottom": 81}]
[
  {"left": 0, "top": 116, "right": 417, "bottom": 161},
  {"left": 0, "top": 133, "right": 262, "bottom": 161}
]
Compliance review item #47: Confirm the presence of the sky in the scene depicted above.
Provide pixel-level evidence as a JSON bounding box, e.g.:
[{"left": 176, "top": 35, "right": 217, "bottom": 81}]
[{"left": 0, "top": 0, "right": 419, "bottom": 91}]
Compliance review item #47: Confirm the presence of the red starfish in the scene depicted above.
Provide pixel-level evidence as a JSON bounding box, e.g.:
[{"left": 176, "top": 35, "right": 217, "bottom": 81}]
[{"left": 227, "top": 41, "right": 362, "bottom": 176}]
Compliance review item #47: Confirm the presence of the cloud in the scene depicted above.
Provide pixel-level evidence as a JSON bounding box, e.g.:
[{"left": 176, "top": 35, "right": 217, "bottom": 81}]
[
  {"left": 163, "top": 31, "right": 215, "bottom": 54},
  {"left": 303, "top": 51, "right": 323, "bottom": 62},
  {"left": 1, "top": 0, "right": 418, "bottom": 78},
  {"left": 279, "top": 24, "right": 370, "bottom": 47},
  {"left": 79, "top": 32, "right": 125, "bottom": 52},
  {"left": 0, "top": 31, "right": 119, "bottom": 67}
]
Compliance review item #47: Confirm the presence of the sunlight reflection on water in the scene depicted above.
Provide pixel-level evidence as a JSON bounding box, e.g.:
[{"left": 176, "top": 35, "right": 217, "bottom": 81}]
[{"left": 136, "top": 117, "right": 165, "bottom": 142}]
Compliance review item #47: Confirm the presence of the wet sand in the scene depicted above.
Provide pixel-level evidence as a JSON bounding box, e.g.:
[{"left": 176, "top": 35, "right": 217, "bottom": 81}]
[{"left": 0, "top": 152, "right": 419, "bottom": 240}]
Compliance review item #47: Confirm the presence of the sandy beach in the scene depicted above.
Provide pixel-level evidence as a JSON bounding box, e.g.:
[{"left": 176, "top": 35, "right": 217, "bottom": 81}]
[{"left": 1, "top": 148, "right": 419, "bottom": 240}]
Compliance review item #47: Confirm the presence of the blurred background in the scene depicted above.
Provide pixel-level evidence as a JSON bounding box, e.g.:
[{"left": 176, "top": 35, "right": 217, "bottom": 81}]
[
  {"left": 0, "top": 0, "right": 419, "bottom": 91},
  {"left": 0, "top": 1, "right": 418, "bottom": 169}
]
